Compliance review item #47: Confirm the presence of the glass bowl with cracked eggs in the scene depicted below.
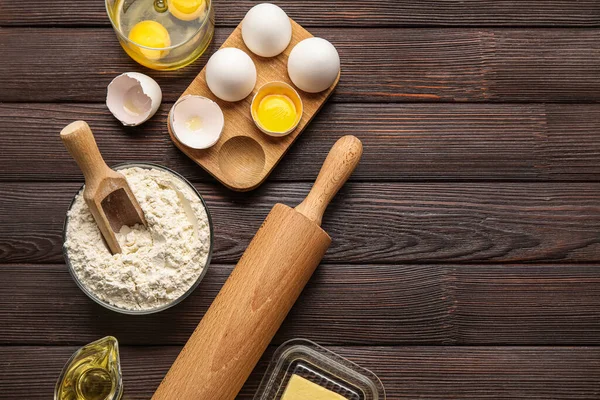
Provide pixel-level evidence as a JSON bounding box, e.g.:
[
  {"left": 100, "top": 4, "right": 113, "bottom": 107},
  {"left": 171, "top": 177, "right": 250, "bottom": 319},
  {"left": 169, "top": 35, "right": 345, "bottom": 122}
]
[{"left": 62, "top": 162, "right": 213, "bottom": 315}]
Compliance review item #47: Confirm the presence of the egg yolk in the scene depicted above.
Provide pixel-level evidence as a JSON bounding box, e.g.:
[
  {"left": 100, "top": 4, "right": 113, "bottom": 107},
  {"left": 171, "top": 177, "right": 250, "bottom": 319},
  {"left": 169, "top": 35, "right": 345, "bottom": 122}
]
[
  {"left": 128, "top": 20, "right": 171, "bottom": 60},
  {"left": 168, "top": 0, "right": 205, "bottom": 21},
  {"left": 257, "top": 94, "right": 297, "bottom": 133}
]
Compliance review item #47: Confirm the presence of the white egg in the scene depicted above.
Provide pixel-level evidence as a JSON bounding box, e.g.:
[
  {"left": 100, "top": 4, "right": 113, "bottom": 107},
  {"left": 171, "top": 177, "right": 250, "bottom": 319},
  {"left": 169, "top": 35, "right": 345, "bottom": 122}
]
[
  {"left": 106, "top": 72, "right": 162, "bottom": 126},
  {"left": 169, "top": 95, "right": 224, "bottom": 150},
  {"left": 287, "top": 37, "right": 340, "bottom": 93},
  {"left": 242, "top": 3, "right": 292, "bottom": 57},
  {"left": 205, "top": 48, "right": 257, "bottom": 102}
]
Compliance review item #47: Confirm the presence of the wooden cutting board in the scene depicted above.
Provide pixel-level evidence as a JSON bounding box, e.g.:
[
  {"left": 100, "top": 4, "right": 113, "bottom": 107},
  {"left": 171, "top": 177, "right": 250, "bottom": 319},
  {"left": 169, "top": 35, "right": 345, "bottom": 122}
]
[{"left": 167, "top": 18, "right": 340, "bottom": 191}]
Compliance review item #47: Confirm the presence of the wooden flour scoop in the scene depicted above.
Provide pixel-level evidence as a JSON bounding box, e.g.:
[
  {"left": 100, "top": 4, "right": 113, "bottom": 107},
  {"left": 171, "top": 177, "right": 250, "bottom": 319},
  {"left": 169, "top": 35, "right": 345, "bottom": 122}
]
[
  {"left": 152, "top": 135, "right": 363, "bottom": 400},
  {"left": 60, "top": 121, "right": 146, "bottom": 254}
]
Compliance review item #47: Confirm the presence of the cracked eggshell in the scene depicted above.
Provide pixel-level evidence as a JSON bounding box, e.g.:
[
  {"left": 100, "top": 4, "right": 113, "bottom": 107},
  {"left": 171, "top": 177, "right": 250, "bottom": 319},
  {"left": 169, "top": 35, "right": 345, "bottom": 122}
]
[{"left": 106, "top": 72, "right": 162, "bottom": 126}]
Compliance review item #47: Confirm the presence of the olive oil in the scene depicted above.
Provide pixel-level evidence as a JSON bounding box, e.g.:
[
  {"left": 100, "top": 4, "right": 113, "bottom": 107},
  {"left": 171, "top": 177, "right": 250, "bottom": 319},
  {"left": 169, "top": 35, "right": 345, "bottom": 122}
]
[{"left": 55, "top": 336, "right": 123, "bottom": 400}]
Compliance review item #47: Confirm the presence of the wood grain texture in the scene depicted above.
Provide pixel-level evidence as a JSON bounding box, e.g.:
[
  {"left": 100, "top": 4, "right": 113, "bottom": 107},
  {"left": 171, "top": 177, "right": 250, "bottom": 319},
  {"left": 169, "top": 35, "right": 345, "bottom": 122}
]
[
  {"left": 3, "top": 0, "right": 600, "bottom": 398},
  {"left": 2, "top": 28, "right": 599, "bottom": 103},
  {"left": 153, "top": 204, "right": 331, "bottom": 399},
  {"left": 2, "top": 346, "right": 600, "bottom": 399},
  {"left": 295, "top": 135, "right": 362, "bottom": 225},
  {"left": 1, "top": 182, "right": 599, "bottom": 264},
  {"left": 2, "top": 0, "right": 600, "bottom": 27},
  {"left": 3, "top": 103, "right": 600, "bottom": 182},
  {"left": 168, "top": 20, "right": 339, "bottom": 191},
  {"left": 1, "top": 263, "right": 600, "bottom": 346}
]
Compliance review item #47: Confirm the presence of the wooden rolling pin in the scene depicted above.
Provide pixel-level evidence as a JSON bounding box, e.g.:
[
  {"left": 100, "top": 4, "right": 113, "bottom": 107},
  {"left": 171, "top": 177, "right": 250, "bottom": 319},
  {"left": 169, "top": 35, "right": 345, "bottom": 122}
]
[{"left": 152, "top": 135, "right": 362, "bottom": 400}]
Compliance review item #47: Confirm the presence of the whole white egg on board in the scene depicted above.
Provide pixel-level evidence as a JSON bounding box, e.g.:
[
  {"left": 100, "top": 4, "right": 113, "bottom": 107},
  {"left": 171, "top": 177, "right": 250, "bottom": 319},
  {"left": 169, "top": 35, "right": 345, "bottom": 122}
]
[
  {"left": 287, "top": 37, "right": 340, "bottom": 93},
  {"left": 205, "top": 48, "right": 257, "bottom": 102},
  {"left": 242, "top": 3, "right": 292, "bottom": 57}
]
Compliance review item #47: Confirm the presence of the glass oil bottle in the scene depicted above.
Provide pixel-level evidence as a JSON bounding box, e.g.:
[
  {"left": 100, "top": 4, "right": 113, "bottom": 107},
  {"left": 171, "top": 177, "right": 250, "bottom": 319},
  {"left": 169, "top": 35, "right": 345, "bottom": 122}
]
[{"left": 55, "top": 336, "right": 123, "bottom": 400}]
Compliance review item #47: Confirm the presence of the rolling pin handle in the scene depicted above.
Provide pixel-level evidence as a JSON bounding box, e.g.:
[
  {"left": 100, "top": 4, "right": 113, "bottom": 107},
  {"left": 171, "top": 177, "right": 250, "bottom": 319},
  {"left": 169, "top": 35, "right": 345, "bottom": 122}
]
[{"left": 295, "top": 135, "right": 363, "bottom": 226}]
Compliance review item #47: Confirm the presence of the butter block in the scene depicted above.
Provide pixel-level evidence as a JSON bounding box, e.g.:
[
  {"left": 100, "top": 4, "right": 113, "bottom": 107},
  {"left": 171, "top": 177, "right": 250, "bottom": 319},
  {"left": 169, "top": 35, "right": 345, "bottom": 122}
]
[{"left": 281, "top": 375, "right": 348, "bottom": 400}]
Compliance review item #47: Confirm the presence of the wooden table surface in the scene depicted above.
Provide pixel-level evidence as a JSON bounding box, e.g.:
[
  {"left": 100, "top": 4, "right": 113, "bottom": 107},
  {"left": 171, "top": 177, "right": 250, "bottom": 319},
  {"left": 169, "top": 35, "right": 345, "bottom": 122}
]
[{"left": 1, "top": 1, "right": 600, "bottom": 398}]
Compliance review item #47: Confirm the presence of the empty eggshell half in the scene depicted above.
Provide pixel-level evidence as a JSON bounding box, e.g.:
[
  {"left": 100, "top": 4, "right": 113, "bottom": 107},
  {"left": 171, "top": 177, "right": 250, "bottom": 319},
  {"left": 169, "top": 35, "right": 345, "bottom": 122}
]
[
  {"left": 106, "top": 72, "right": 162, "bottom": 126},
  {"left": 169, "top": 95, "right": 224, "bottom": 150}
]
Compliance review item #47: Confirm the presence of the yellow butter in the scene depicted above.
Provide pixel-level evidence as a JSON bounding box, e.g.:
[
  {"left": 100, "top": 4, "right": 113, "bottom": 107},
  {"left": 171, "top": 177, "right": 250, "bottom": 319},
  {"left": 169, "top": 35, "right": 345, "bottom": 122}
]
[{"left": 281, "top": 375, "right": 348, "bottom": 400}]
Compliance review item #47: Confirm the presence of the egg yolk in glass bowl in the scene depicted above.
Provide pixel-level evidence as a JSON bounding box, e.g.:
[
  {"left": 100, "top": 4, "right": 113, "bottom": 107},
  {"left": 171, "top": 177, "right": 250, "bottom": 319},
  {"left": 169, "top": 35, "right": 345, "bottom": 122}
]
[
  {"left": 128, "top": 20, "right": 171, "bottom": 60},
  {"left": 169, "top": 0, "right": 206, "bottom": 21}
]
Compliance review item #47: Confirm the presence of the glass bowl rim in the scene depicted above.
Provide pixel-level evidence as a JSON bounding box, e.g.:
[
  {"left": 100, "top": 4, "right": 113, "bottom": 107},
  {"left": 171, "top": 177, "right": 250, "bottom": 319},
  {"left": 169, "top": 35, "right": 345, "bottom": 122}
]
[
  {"left": 105, "top": 0, "right": 214, "bottom": 51},
  {"left": 62, "top": 162, "right": 214, "bottom": 315}
]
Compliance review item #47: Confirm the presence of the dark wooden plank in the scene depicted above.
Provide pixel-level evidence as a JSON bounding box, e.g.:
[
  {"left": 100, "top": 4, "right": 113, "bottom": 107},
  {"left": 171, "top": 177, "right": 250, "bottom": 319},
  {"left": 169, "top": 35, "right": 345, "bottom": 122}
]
[
  {"left": 1, "top": 182, "right": 599, "bottom": 264},
  {"left": 3, "top": 0, "right": 600, "bottom": 27},
  {"left": 490, "top": 29, "right": 600, "bottom": 103},
  {"left": 2, "top": 28, "right": 599, "bottom": 103},
  {"left": 545, "top": 104, "right": 600, "bottom": 179},
  {"left": 4, "top": 103, "right": 600, "bottom": 182},
  {"left": 2, "top": 346, "right": 599, "bottom": 399},
  {"left": 1, "top": 263, "right": 599, "bottom": 346}
]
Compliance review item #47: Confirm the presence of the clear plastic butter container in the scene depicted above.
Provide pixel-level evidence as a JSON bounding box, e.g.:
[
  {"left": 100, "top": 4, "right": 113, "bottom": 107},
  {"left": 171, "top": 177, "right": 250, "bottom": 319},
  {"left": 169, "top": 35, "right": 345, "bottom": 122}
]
[{"left": 254, "top": 339, "right": 385, "bottom": 400}]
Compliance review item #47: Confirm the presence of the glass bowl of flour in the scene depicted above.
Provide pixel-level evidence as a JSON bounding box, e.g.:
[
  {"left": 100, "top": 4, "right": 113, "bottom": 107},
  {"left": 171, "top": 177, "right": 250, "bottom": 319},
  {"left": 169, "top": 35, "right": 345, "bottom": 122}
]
[{"left": 63, "top": 163, "right": 213, "bottom": 315}]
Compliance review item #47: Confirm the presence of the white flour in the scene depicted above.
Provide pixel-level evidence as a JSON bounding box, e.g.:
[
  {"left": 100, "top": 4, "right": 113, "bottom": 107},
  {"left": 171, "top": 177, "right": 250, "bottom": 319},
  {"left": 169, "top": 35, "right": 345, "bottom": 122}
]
[{"left": 64, "top": 166, "right": 211, "bottom": 311}]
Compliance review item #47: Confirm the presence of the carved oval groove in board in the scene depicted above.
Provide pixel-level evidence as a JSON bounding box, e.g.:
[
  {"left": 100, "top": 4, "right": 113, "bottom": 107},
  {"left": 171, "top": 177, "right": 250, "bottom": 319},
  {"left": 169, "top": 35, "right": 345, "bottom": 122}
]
[{"left": 218, "top": 136, "right": 266, "bottom": 189}]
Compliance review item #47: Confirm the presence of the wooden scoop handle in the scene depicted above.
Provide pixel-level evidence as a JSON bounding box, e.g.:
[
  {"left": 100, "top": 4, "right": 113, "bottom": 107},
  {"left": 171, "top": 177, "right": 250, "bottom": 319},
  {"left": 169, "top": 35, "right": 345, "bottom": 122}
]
[
  {"left": 295, "top": 135, "right": 363, "bottom": 225},
  {"left": 60, "top": 120, "right": 112, "bottom": 184}
]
